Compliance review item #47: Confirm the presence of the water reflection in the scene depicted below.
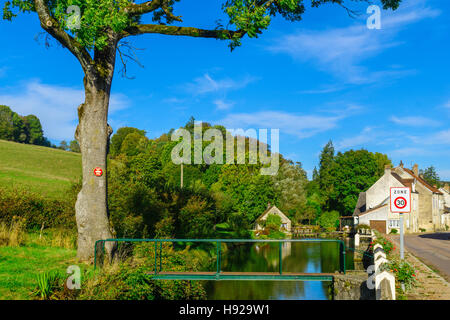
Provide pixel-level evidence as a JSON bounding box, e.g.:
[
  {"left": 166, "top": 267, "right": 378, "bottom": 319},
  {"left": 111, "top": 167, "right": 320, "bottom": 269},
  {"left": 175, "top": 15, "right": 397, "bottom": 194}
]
[{"left": 203, "top": 241, "right": 353, "bottom": 300}]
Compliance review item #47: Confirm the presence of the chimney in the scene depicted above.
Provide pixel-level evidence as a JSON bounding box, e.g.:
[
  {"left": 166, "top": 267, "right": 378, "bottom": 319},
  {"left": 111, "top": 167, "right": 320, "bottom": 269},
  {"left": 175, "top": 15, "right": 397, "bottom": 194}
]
[
  {"left": 399, "top": 160, "right": 404, "bottom": 168},
  {"left": 384, "top": 164, "right": 391, "bottom": 175},
  {"left": 413, "top": 164, "right": 419, "bottom": 176},
  {"left": 267, "top": 202, "right": 271, "bottom": 209}
]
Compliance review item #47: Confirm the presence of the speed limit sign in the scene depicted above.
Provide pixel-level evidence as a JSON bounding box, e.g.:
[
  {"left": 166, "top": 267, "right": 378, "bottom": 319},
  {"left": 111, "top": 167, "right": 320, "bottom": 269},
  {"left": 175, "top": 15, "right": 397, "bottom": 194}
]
[{"left": 390, "top": 187, "right": 411, "bottom": 213}]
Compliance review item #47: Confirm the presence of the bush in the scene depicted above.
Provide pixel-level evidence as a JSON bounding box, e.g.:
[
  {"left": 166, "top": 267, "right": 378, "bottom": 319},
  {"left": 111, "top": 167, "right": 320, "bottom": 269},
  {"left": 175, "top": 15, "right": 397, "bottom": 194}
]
[
  {"left": 389, "top": 228, "right": 398, "bottom": 234},
  {"left": 356, "top": 224, "right": 371, "bottom": 230},
  {"left": 372, "top": 237, "right": 395, "bottom": 255},
  {"left": 419, "top": 228, "right": 426, "bottom": 232},
  {"left": 382, "top": 260, "right": 417, "bottom": 291},
  {"left": 77, "top": 243, "right": 207, "bottom": 300},
  {"left": 317, "top": 211, "right": 339, "bottom": 231},
  {"left": 0, "top": 187, "right": 76, "bottom": 231}
]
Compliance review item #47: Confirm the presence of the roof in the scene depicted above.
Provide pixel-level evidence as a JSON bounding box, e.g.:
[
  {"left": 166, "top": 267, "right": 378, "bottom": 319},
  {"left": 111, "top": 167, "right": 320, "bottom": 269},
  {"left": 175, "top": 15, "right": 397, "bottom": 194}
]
[
  {"left": 355, "top": 203, "right": 388, "bottom": 217},
  {"left": 256, "top": 205, "right": 291, "bottom": 223},
  {"left": 353, "top": 192, "right": 366, "bottom": 216},
  {"left": 402, "top": 168, "right": 443, "bottom": 195}
]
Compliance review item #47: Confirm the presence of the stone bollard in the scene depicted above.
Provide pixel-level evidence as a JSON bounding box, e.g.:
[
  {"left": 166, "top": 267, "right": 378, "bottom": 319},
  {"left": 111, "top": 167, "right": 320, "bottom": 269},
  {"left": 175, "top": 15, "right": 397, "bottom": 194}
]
[
  {"left": 375, "top": 271, "right": 396, "bottom": 300},
  {"left": 354, "top": 233, "right": 360, "bottom": 247}
]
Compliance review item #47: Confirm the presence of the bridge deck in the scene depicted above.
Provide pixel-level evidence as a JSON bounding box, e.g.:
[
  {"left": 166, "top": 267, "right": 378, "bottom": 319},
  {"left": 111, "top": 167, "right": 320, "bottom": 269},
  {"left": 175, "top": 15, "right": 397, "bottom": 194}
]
[{"left": 150, "top": 271, "right": 336, "bottom": 281}]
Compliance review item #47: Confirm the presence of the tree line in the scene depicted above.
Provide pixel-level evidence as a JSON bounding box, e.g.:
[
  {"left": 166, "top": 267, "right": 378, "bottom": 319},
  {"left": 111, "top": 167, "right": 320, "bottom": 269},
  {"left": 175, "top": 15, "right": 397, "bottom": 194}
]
[{"left": 0, "top": 105, "right": 80, "bottom": 152}]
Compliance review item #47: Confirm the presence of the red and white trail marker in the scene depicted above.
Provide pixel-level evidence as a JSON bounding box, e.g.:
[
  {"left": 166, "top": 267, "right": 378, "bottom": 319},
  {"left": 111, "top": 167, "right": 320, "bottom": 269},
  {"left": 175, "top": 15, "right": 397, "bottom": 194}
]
[
  {"left": 390, "top": 187, "right": 411, "bottom": 213},
  {"left": 94, "top": 167, "right": 103, "bottom": 177}
]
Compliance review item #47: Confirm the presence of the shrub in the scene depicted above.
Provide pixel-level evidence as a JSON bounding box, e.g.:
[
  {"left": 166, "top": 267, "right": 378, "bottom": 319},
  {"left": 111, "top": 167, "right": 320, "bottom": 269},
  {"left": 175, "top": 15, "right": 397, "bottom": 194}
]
[
  {"left": 383, "top": 260, "right": 417, "bottom": 291},
  {"left": 390, "top": 228, "right": 398, "bottom": 234},
  {"left": 317, "top": 211, "right": 339, "bottom": 231},
  {"left": 0, "top": 187, "right": 76, "bottom": 231},
  {"left": 419, "top": 228, "right": 426, "bottom": 232},
  {"left": 33, "top": 271, "right": 62, "bottom": 300},
  {"left": 0, "top": 216, "right": 26, "bottom": 247},
  {"left": 356, "top": 224, "right": 371, "bottom": 230}
]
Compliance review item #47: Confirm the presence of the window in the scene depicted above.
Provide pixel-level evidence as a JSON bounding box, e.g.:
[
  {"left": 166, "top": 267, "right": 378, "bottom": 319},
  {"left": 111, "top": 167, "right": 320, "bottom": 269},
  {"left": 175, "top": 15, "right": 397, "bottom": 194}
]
[{"left": 388, "top": 219, "right": 399, "bottom": 228}]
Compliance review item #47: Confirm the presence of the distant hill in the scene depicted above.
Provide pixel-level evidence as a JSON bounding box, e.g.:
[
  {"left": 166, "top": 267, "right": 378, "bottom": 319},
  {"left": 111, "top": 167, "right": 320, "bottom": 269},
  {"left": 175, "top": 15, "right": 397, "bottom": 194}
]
[{"left": 0, "top": 139, "right": 81, "bottom": 199}]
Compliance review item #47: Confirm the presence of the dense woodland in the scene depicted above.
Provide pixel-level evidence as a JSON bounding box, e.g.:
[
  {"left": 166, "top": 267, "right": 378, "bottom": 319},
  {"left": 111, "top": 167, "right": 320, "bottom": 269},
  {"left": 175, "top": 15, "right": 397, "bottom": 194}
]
[{"left": 0, "top": 107, "right": 445, "bottom": 239}]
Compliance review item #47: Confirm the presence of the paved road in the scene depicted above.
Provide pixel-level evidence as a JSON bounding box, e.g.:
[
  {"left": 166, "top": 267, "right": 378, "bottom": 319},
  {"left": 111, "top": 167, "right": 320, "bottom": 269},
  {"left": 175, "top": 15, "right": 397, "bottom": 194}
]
[{"left": 390, "top": 232, "right": 450, "bottom": 281}]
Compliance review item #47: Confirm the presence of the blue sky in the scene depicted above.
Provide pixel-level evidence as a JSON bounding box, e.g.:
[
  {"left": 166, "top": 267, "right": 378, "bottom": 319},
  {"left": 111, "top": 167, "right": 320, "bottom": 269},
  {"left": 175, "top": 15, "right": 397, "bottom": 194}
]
[{"left": 0, "top": 0, "right": 449, "bottom": 179}]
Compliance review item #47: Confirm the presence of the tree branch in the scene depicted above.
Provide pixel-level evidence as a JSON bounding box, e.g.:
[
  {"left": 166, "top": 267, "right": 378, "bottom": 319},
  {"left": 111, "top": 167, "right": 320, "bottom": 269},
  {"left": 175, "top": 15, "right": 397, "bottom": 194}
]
[
  {"left": 121, "top": 24, "right": 245, "bottom": 40},
  {"left": 33, "top": 0, "right": 93, "bottom": 74},
  {"left": 123, "top": 0, "right": 164, "bottom": 16}
]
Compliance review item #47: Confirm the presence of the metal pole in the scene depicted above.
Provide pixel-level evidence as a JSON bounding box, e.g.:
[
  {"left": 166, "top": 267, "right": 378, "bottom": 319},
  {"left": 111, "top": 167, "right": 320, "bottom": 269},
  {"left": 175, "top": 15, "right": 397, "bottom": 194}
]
[
  {"left": 279, "top": 241, "right": 282, "bottom": 275},
  {"left": 400, "top": 215, "right": 404, "bottom": 260},
  {"left": 154, "top": 241, "right": 158, "bottom": 275},
  {"left": 216, "top": 241, "right": 220, "bottom": 274}
]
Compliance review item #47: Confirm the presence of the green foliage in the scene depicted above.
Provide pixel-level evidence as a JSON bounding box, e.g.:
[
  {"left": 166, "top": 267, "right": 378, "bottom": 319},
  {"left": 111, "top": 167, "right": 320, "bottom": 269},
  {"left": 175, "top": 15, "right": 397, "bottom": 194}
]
[
  {"left": 110, "top": 127, "right": 146, "bottom": 157},
  {"left": 317, "top": 210, "right": 339, "bottom": 231},
  {"left": 420, "top": 166, "right": 441, "bottom": 188},
  {"left": 371, "top": 236, "right": 394, "bottom": 255},
  {"left": 330, "top": 149, "right": 387, "bottom": 215},
  {"left": 69, "top": 140, "right": 80, "bottom": 153},
  {"left": 265, "top": 214, "right": 282, "bottom": 232},
  {"left": 0, "top": 186, "right": 77, "bottom": 230},
  {"left": 33, "top": 271, "right": 62, "bottom": 300},
  {"left": 3, "top": 0, "right": 401, "bottom": 50},
  {"left": 389, "top": 228, "right": 398, "bottom": 234},
  {"left": 0, "top": 106, "right": 49, "bottom": 146},
  {"left": 383, "top": 260, "right": 417, "bottom": 291}
]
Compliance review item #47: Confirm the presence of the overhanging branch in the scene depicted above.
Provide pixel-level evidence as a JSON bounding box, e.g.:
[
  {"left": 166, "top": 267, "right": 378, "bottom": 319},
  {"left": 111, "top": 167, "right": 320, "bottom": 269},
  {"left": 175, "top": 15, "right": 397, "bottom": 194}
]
[
  {"left": 33, "top": 0, "right": 93, "bottom": 74},
  {"left": 121, "top": 24, "right": 245, "bottom": 40}
]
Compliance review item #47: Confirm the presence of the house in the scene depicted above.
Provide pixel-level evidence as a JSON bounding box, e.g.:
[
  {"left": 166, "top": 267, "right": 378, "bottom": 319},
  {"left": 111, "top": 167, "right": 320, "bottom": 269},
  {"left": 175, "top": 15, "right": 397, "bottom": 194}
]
[
  {"left": 353, "top": 163, "right": 445, "bottom": 234},
  {"left": 254, "top": 203, "right": 292, "bottom": 233},
  {"left": 439, "top": 184, "right": 450, "bottom": 228}
]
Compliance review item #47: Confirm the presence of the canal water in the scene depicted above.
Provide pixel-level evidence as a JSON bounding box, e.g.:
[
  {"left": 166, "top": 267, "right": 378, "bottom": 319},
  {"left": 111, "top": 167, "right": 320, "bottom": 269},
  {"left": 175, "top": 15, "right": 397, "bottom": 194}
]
[{"left": 203, "top": 240, "right": 354, "bottom": 300}]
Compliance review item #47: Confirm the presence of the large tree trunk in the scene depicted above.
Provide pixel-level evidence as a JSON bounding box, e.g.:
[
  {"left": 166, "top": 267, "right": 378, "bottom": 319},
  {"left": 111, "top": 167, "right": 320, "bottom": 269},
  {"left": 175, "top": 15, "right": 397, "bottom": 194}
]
[
  {"left": 75, "top": 76, "right": 114, "bottom": 261},
  {"left": 75, "top": 39, "right": 118, "bottom": 262}
]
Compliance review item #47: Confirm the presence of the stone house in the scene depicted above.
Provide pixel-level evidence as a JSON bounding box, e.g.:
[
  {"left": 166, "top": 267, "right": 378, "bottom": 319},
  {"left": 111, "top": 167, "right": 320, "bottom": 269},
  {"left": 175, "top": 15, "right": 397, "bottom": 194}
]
[
  {"left": 254, "top": 204, "right": 292, "bottom": 233},
  {"left": 439, "top": 184, "right": 450, "bottom": 227},
  {"left": 353, "top": 163, "right": 445, "bottom": 234}
]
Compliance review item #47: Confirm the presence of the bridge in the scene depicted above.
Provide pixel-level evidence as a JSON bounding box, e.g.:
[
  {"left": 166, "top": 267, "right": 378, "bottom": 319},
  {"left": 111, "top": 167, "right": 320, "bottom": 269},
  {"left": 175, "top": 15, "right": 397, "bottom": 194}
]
[{"left": 94, "top": 238, "right": 347, "bottom": 282}]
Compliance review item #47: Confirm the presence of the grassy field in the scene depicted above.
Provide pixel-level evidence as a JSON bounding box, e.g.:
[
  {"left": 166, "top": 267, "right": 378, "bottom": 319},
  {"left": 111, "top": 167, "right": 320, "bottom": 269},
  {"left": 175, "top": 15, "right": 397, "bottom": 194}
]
[
  {"left": 0, "top": 140, "right": 81, "bottom": 200},
  {"left": 0, "top": 244, "right": 78, "bottom": 299}
]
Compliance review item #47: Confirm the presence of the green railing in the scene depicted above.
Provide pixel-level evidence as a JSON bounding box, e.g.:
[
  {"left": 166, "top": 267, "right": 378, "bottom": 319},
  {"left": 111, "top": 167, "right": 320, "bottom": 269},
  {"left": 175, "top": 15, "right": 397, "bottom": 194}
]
[{"left": 94, "top": 238, "right": 346, "bottom": 280}]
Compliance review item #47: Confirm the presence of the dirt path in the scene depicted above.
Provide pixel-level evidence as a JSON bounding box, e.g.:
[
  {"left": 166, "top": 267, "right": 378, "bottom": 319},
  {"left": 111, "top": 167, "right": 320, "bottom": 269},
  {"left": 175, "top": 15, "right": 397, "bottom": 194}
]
[{"left": 387, "top": 234, "right": 450, "bottom": 300}]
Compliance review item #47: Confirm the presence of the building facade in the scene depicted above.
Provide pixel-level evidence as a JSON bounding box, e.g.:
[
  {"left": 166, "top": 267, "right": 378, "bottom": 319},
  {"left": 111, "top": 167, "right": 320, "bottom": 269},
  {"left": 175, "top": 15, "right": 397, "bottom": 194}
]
[{"left": 353, "top": 163, "right": 445, "bottom": 234}]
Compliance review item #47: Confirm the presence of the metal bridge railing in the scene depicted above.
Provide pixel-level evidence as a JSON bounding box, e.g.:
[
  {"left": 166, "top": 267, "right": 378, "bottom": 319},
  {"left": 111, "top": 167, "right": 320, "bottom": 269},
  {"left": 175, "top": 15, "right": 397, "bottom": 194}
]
[{"left": 94, "top": 238, "right": 347, "bottom": 276}]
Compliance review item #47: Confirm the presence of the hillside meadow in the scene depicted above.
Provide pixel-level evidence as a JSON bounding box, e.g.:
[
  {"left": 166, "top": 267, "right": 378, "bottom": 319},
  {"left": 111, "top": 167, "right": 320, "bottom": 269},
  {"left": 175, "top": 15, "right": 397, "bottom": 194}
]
[{"left": 0, "top": 139, "right": 81, "bottom": 200}]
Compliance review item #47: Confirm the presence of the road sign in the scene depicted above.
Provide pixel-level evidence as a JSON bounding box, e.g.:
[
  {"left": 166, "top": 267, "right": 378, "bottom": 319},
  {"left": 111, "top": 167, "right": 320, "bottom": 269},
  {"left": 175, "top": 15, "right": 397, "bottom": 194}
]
[
  {"left": 390, "top": 187, "right": 411, "bottom": 213},
  {"left": 94, "top": 167, "right": 103, "bottom": 177}
]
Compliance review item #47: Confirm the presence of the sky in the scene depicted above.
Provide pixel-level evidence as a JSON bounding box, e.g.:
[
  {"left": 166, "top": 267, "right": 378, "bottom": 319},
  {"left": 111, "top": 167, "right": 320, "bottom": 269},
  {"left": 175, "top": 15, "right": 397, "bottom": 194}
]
[{"left": 0, "top": 0, "right": 449, "bottom": 180}]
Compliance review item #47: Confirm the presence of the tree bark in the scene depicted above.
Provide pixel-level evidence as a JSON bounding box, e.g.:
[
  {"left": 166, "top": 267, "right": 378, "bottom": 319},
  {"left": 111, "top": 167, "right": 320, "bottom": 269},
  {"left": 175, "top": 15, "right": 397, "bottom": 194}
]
[{"left": 75, "top": 39, "right": 118, "bottom": 262}]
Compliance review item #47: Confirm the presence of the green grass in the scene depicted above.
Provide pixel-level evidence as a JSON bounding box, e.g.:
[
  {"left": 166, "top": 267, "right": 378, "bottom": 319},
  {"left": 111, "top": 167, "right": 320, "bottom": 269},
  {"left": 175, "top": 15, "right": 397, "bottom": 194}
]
[
  {"left": 0, "top": 244, "right": 80, "bottom": 300},
  {"left": 0, "top": 140, "right": 81, "bottom": 200}
]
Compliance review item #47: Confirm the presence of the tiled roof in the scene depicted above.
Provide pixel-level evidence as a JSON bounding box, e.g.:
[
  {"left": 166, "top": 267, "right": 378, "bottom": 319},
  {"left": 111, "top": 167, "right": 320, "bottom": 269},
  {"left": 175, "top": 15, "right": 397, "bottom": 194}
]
[{"left": 403, "top": 168, "right": 443, "bottom": 195}]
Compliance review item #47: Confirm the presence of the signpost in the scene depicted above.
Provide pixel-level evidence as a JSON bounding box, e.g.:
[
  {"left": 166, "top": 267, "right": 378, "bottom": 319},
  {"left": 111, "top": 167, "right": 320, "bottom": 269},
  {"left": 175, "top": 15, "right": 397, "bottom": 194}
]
[{"left": 390, "top": 187, "right": 411, "bottom": 260}]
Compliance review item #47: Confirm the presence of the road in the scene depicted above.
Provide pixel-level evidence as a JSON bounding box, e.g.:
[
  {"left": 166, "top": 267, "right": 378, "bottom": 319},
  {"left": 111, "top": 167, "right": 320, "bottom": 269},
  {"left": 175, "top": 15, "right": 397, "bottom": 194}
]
[{"left": 390, "top": 232, "right": 450, "bottom": 281}]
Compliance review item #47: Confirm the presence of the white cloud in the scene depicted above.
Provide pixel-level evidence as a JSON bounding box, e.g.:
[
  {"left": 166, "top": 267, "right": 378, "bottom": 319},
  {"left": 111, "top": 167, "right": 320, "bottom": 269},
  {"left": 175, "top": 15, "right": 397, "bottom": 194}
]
[
  {"left": 219, "top": 109, "right": 353, "bottom": 139},
  {"left": 336, "top": 126, "right": 380, "bottom": 150},
  {"left": 183, "top": 73, "right": 257, "bottom": 95},
  {"left": 213, "top": 99, "right": 235, "bottom": 111},
  {"left": 0, "top": 80, "right": 131, "bottom": 141},
  {"left": 268, "top": 0, "right": 440, "bottom": 84},
  {"left": 389, "top": 115, "right": 441, "bottom": 127}
]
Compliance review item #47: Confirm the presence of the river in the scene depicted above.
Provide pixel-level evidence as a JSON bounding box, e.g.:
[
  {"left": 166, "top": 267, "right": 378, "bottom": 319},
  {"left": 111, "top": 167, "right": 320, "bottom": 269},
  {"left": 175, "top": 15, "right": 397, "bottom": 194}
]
[{"left": 203, "top": 240, "right": 354, "bottom": 300}]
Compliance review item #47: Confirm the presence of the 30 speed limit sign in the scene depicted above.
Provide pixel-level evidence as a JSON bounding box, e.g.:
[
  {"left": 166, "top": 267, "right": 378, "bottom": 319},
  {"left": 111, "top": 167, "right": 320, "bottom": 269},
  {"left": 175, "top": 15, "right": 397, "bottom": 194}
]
[{"left": 390, "top": 187, "right": 411, "bottom": 213}]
